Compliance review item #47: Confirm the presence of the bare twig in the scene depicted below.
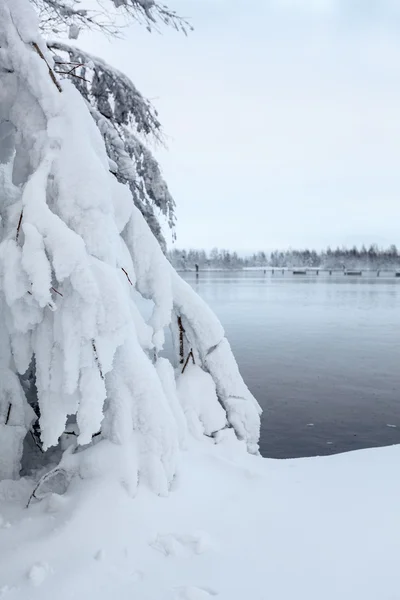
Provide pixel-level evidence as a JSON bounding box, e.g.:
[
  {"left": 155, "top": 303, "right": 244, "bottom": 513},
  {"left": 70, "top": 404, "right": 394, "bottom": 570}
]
[
  {"left": 16, "top": 210, "right": 23, "bottom": 242},
  {"left": 32, "top": 42, "right": 62, "bottom": 93},
  {"left": 5, "top": 403, "right": 12, "bottom": 425},
  {"left": 51, "top": 287, "right": 63, "bottom": 297},
  {"left": 30, "top": 429, "right": 44, "bottom": 453},
  {"left": 26, "top": 467, "right": 66, "bottom": 508},
  {"left": 121, "top": 267, "right": 133, "bottom": 286},
  {"left": 53, "top": 61, "right": 83, "bottom": 66},
  {"left": 177, "top": 316, "right": 185, "bottom": 364},
  {"left": 63, "top": 429, "right": 101, "bottom": 438},
  {"left": 92, "top": 340, "right": 104, "bottom": 380},
  {"left": 54, "top": 69, "right": 89, "bottom": 83},
  {"left": 181, "top": 349, "right": 195, "bottom": 374},
  {"left": 27, "top": 483, "right": 40, "bottom": 507}
]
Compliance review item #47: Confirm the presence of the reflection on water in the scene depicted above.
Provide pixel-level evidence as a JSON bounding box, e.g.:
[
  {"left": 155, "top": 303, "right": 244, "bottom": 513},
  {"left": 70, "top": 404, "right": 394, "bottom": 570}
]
[{"left": 182, "top": 271, "right": 400, "bottom": 458}]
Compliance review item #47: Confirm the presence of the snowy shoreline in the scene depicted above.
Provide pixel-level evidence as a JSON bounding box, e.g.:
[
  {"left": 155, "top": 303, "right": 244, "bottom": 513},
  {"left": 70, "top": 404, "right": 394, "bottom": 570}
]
[{"left": 1, "top": 437, "right": 399, "bottom": 600}]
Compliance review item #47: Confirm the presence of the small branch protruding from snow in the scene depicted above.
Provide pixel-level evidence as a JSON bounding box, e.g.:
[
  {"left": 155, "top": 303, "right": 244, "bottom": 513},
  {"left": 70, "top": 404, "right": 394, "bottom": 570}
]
[
  {"left": 54, "top": 69, "right": 89, "bottom": 83},
  {"left": 63, "top": 429, "right": 101, "bottom": 438},
  {"left": 30, "top": 430, "right": 44, "bottom": 454},
  {"left": 5, "top": 403, "right": 12, "bottom": 425},
  {"left": 51, "top": 287, "right": 63, "bottom": 297},
  {"left": 32, "top": 42, "right": 62, "bottom": 93},
  {"left": 26, "top": 467, "right": 71, "bottom": 508},
  {"left": 178, "top": 316, "right": 185, "bottom": 364},
  {"left": 16, "top": 210, "right": 23, "bottom": 242},
  {"left": 91, "top": 340, "right": 104, "bottom": 380},
  {"left": 121, "top": 267, "right": 133, "bottom": 286},
  {"left": 181, "top": 349, "right": 195, "bottom": 374}
]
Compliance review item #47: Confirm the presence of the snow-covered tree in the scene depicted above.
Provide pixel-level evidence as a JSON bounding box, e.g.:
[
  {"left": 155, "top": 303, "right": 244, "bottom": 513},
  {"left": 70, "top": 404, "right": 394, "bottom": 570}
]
[
  {"left": 0, "top": 0, "right": 261, "bottom": 497},
  {"left": 30, "top": 0, "right": 188, "bottom": 250}
]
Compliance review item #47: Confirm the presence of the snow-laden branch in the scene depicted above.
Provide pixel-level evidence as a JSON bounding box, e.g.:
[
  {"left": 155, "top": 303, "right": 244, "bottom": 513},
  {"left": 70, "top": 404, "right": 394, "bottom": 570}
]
[
  {"left": 48, "top": 40, "right": 161, "bottom": 136},
  {"left": 48, "top": 41, "right": 176, "bottom": 249},
  {"left": 31, "top": 0, "right": 192, "bottom": 37},
  {"left": 123, "top": 206, "right": 262, "bottom": 453},
  {"left": 90, "top": 106, "right": 174, "bottom": 251}
]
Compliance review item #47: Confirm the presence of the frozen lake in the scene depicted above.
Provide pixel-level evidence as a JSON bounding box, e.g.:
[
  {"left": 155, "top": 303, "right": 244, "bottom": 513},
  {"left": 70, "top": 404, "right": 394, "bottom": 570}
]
[{"left": 181, "top": 270, "right": 400, "bottom": 458}]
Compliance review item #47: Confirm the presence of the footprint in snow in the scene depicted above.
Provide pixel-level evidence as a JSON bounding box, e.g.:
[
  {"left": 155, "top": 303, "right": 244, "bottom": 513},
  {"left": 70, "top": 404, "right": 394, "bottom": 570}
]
[
  {"left": 27, "top": 562, "right": 51, "bottom": 586},
  {"left": 0, "top": 515, "right": 11, "bottom": 528},
  {"left": 150, "top": 532, "right": 212, "bottom": 557},
  {"left": 94, "top": 549, "right": 105, "bottom": 561},
  {"left": 0, "top": 586, "right": 14, "bottom": 597},
  {"left": 174, "top": 586, "right": 218, "bottom": 599}
]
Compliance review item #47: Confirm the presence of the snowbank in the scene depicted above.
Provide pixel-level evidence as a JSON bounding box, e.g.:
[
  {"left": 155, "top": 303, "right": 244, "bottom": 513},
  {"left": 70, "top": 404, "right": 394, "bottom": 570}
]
[{"left": 1, "top": 439, "right": 399, "bottom": 600}]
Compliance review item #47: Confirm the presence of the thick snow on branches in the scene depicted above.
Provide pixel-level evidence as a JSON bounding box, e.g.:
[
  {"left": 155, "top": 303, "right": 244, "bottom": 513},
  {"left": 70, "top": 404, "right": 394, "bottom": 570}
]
[
  {"left": 0, "top": 0, "right": 261, "bottom": 495},
  {"left": 32, "top": 0, "right": 192, "bottom": 37},
  {"left": 48, "top": 40, "right": 175, "bottom": 250}
]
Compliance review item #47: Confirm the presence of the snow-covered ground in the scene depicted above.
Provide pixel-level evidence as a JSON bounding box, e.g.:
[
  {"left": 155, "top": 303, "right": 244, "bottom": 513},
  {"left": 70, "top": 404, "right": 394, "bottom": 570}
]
[{"left": 1, "top": 435, "right": 399, "bottom": 600}]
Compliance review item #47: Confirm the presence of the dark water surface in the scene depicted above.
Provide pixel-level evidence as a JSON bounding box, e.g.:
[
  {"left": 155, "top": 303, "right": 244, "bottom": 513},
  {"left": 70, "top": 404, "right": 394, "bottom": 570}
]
[{"left": 181, "top": 271, "right": 400, "bottom": 458}]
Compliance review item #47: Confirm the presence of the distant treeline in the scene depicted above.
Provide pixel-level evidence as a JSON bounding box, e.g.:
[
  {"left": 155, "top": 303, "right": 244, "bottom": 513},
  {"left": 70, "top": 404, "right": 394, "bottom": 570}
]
[{"left": 168, "top": 245, "right": 400, "bottom": 270}]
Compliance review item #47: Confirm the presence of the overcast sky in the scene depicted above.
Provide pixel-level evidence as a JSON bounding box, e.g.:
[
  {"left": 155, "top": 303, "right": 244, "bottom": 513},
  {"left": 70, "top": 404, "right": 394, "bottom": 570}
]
[{"left": 83, "top": 0, "right": 400, "bottom": 251}]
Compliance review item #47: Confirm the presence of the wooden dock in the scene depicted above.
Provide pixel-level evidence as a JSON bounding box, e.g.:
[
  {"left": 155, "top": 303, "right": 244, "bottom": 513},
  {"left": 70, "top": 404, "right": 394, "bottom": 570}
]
[
  {"left": 262, "top": 268, "right": 400, "bottom": 277},
  {"left": 185, "top": 268, "right": 400, "bottom": 277}
]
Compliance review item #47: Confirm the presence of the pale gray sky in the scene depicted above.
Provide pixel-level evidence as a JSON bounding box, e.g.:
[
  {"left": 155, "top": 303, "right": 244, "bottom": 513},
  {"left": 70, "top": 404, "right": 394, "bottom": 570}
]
[{"left": 82, "top": 0, "right": 400, "bottom": 251}]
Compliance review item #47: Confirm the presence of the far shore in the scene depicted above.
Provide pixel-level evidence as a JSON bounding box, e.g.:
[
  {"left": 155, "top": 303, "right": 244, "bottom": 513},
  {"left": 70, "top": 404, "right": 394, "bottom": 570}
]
[{"left": 176, "top": 266, "right": 400, "bottom": 273}]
